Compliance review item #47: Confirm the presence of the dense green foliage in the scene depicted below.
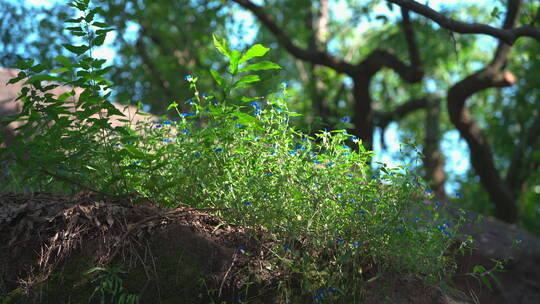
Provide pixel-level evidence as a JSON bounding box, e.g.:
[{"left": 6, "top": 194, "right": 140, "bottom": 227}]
[{"left": 0, "top": 2, "right": 464, "bottom": 301}]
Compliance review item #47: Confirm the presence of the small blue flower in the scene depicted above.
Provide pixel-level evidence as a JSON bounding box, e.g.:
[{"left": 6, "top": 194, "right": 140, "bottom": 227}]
[
  {"left": 347, "top": 173, "right": 353, "bottom": 178},
  {"left": 438, "top": 225, "right": 447, "bottom": 230},
  {"left": 353, "top": 242, "right": 359, "bottom": 246},
  {"left": 284, "top": 245, "right": 290, "bottom": 250},
  {"left": 184, "top": 74, "right": 193, "bottom": 81},
  {"left": 163, "top": 120, "right": 172, "bottom": 125},
  {"left": 455, "top": 192, "right": 463, "bottom": 199},
  {"left": 336, "top": 238, "right": 344, "bottom": 243},
  {"left": 434, "top": 201, "right": 440, "bottom": 208},
  {"left": 212, "top": 100, "right": 218, "bottom": 105},
  {"left": 444, "top": 231, "right": 452, "bottom": 236},
  {"left": 133, "top": 160, "right": 141, "bottom": 165},
  {"left": 236, "top": 296, "right": 242, "bottom": 303},
  {"left": 173, "top": 117, "right": 179, "bottom": 122},
  {"left": 318, "top": 290, "right": 325, "bottom": 295},
  {"left": 244, "top": 201, "right": 251, "bottom": 206},
  {"left": 156, "top": 124, "right": 162, "bottom": 128},
  {"left": 313, "top": 160, "right": 319, "bottom": 164},
  {"left": 360, "top": 210, "right": 366, "bottom": 215},
  {"left": 236, "top": 123, "right": 244, "bottom": 128},
  {"left": 180, "top": 112, "right": 195, "bottom": 117},
  {"left": 327, "top": 287, "right": 335, "bottom": 293},
  {"left": 425, "top": 190, "right": 433, "bottom": 194},
  {"left": 186, "top": 98, "right": 193, "bottom": 104},
  {"left": 328, "top": 162, "right": 334, "bottom": 167},
  {"left": 215, "top": 148, "right": 223, "bottom": 152},
  {"left": 343, "top": 152, "right": 350, "bottom": 156},
  {"left": 340, "top": 116, "right": 350, "bottom": 123},
  {"left": 182, "top": 129, "right": 189, "bottom": 135},
  {"left": 194, "top": 152, "right": 201, "bottom": 157},
  {"left": 351, "top": 135, "right": 359, "bottom": 142},
  {"left": 337, "top": 193, "right": 343, "bottom": 197},
  {"left": 254, "top": 136, "right": 259, "bottom": 141},
  {"left": 314, "top": 295, "right": 322, "bottom": 301},
  {"left": 114, "top": 143, "right": 121, "bottom": 147},
  {"left": 201, "top": 92, "right": 207, "bottom": 98},
  {"left": 239, "top": 246, "right": 246, "bottom": 251},
  {"left": 266, "top": 172, "right": 273, "bottom": 176},
  {"left": 249, "top": 101, "right": 261, "bottom": 109},
  {"left": 275, "top": 108, "right": 283, "bottom": 113},
  {"left": 396, "top": 228, "right": 404, "bottom": 233},
  {"left": 414, "top": 217, "right": 420, "bottom": 222},
  {"left": 281, "top": 81, "right": 288, "bottom": 87},
  {"left": 163, "top": 138, "right": 170, "bottom": 143}
]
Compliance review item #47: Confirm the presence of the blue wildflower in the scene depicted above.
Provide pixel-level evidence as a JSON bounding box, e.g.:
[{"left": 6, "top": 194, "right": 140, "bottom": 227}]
[
  {"left": 239, "top": 246, "right": 246, "bottom": 252},
  {"left": 163, "top": 138, "right": 170, "bottom": 143},
  {"left": 244, "top": 201, "right": 251, "bottom": 206},
  {"left": 172, "top": 117, "right": 179, "bottom": 122},
  {"left": 282, "top": 81, "right": 288, "bottom": 87},
  {"left": 201, "top": 92, "right": 207, "bottom": 98},
  {"left": 284, "top": 245, "right": 290, "bottom": 250},
  {"left": 184, "top": 74, "right": 193, "bottom": 81},
  {"left": 351, "top": 135, "right": 359, "bottom": 142},
  {"left": 156, "top": 124, "right": 162, "bottom": 128},
  {"left": 434, "top": 201, "right": 440, "bottom": 208},
  {"left": 343, "top": 152, "right": 350, "bottom": 156},
  {"left": 288, "top": 150, "right": 296, "bottom": 155},
  {"left": 194, "top": 152, "right": 201, "bottom": 157},
  {"left": 186, "top": 98, "right": 193, "bottom": 104},
  {"left": 249, "top": 101, "right": 261, "bottom": 109},
  {"left": 396, "top": 228, "right": 404, "bottom": 233},
  {"left": 114, "top": 143, "right": 121, "bottom": 147},
  {"left": 236, "top": 123, "right": 244, "bottom": 128},
  {"left": 360, "top": 210, "right": 366, "bottom": 215},
  {"left": 314, "top": 295, "right": 322, "bottom": 301},
  {"left": 340, "top": 116, "right": 350, "bottom": 123},
  {"left": 163, "top": 120, "right": 172, "bottom": 125},
  {"left": 455, "top": 192, "right": 463, "bottom": 199},
  {"left": 425, "top": 189, "right": 433, "bottom": 194},
  {"left": 236, "top": 296, "right": 242, "bottom": 303},
  {"left": 328, "top": 287, "right": 335, "bottom": 293},
  {"left": 347, "top": 173, "right": 353, "bottom": 178},
  {"left": 254, "top": 136, "right": 259, "bottom": 141},
  {"left": 336, "top": 238, "right": 344, "bottom": 243},
  {"left": 266, "top": 172, "right": 273, "bottom": 176},
  {"left": 215, "top": 148, "right": 223, "bottom": 152},
  {"left": 180, "top": 112, "right": 195, "bottom": 117},
  {"left": 353, "top": 242, "right": 359, "bottom": 246},
  {"left": 133, "top": 160, "right": 141, "bottom": 165},
  {"left": 328, "top": 162, "right": 334, "bottom": 167},
  {"left": 318, "top": 290, "right": 325, "bottom": 295},
  {"left": 182, "top": 129, "right": 189, "bottom": 135},
  {"left": 313, "top": 160, "right": 320, "bottom": 164},
  {"left": 444, "top": 231, "right": 452, "bottom": 236}
]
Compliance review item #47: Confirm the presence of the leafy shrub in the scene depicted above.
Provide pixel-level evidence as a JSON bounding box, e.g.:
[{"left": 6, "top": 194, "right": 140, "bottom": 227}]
[{"left": 0, "top": 0, "right": 461, "bottom": 302}]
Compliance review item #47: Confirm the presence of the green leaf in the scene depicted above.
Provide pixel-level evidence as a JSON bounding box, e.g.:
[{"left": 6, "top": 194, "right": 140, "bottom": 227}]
[
  {"left": 234, "top": 112, "right": 259, "bottom": 126},
  {"left": 238, "top": 61, "right": 281, "bottom": 73},
  {"left": 238, "top": 44, "right": 269, "bottom": 64},
  {"left": 212, "top": 34, "right": 230, "bottom": 58},
  {"left": 62, "top": 44, "right": 89, "bottom": 56},
  {"left": 30, "top": 64, "right": 48, "bottom": 73},
  {"left": 210, "top": 69, "right": 226, "bottom": 89},
  {"left": 229, "top": 50, "right": 241, "bottom": 75},
  {"left": 167, "top": 102, "right": 179, "bottom": 110},
  {"left": 93, "top": 34, "right": 106, "bottom": 46},
  {"left": 50, "top": 67, "right": 70, "bottom": 74},
  {"left": 233, "top": 75, "right": 260, "bottom": 89},
  {"left": 25, "top": 74, "right": 65, "bottom": 84},
  {"left": 53, "top": 55, "right": 72, "bottom": 68},
  {"left": 92, "top": 21, "right": 109, "bottom": 28}
]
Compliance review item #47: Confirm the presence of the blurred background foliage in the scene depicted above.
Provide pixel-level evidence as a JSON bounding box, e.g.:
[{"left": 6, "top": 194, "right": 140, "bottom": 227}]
[{"left": 1, "top": 0, "right": 539, "bottom": 233}]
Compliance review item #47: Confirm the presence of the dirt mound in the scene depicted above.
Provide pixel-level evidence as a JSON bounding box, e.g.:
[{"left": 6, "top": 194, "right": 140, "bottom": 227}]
[{"left": 4, "top": 192, "right": 538, "bottom": 303}]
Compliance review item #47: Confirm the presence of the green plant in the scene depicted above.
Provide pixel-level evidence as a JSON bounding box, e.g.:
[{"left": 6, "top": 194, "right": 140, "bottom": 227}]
[
  {"left": 1, "top": 0, "right": 464, "bottom": 302},
  {"left": 85, "top": 266, "right": 139, "bottom": 304}
]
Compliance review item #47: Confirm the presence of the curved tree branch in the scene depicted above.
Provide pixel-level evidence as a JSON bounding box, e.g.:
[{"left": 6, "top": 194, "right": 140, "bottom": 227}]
[
  {"left": 446, "top": 0, "right": 523, "bottom": 223},
  {"left": 374, "top": 97, "right": 432, "bottom": 129},
  {"left": 387, "top": 0, "right": 540, "bottom": 44},
  {"left": 232, "top": 0, "right": 356, "bottom": 75}
]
